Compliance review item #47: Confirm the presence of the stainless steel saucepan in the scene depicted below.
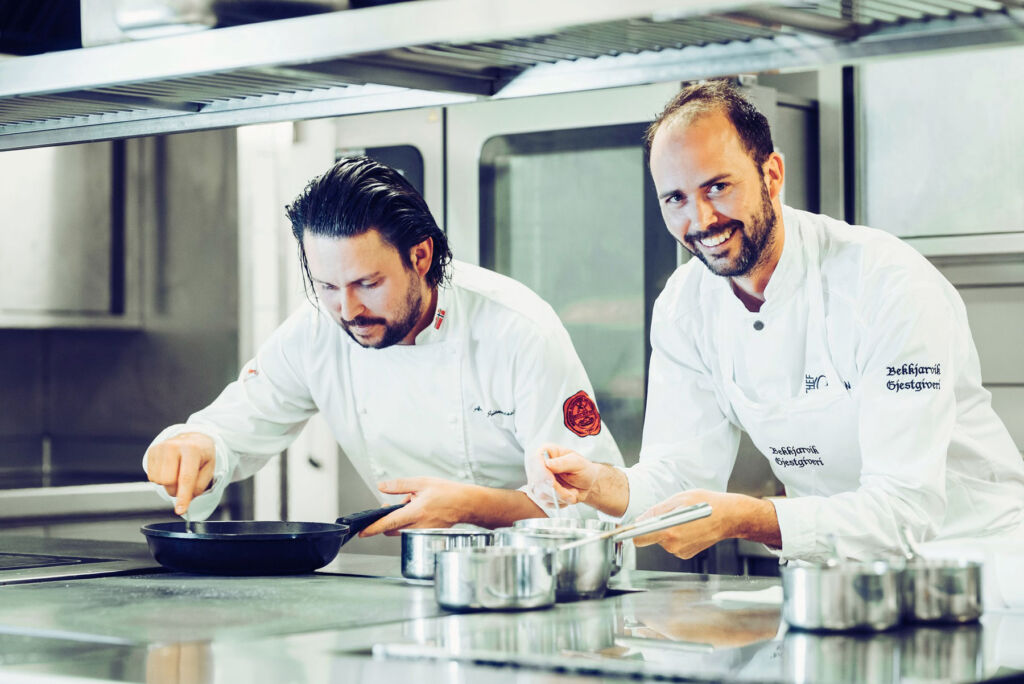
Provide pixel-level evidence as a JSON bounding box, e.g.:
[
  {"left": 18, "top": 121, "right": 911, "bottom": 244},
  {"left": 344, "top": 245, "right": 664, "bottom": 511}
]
[
  {"left": 436, "top": 503, "right": 713, "bottom": 611},
  {"left": 400, "top": 528, "right": 493, "bottom": 580},
  {"left": 782, "top": 559, "right": 904, "bottom": 632},
  {"left": 898, "top": 527, "right": 982, "bottom": 624},
  {"left": 513, "top": 517, "right": 624, "bottom": 576}
]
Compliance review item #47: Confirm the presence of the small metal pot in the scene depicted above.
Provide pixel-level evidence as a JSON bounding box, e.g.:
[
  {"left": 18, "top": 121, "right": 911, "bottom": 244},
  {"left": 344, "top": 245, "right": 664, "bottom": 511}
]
[
  {"left": 782, "top": 561, "right": 904, "bottom": 632},
  {"left": 512, "top": 517, "right": 624, "bottom": 575},
  {"left": 434, "top": 546, "right": 556, "bottom": 612},
  {"left": 901, "top": 558, "right": 982, "bottom": 624},
  {"left": 498, "top": 527, "right": 613, "bottom": 601},
  {"left": 498, "top": 504, "right": 712, "bottom": 601},
  {"left": 400, "top": 528, "right": 492, "bottom": 580},
  {"left": 500, "top": 528, "right": 610, "bottom": 601},
  {"left": 439, "top": 504, "right": 712, "bottom": 611}
]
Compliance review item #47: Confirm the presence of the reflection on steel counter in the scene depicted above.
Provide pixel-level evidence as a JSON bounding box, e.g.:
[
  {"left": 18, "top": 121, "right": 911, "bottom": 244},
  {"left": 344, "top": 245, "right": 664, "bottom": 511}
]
[{"left": 375, "top": 579, "right": 1015, "bottom": 683}]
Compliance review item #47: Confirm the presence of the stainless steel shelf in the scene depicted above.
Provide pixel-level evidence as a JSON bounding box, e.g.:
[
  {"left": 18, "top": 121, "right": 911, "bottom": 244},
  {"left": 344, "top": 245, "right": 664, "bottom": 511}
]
[{"left": 1, "top": 0, "right": 1022, "bottom": 150}]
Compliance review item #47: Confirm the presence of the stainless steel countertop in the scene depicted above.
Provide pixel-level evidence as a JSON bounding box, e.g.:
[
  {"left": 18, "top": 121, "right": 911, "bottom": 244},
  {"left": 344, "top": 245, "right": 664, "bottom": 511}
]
[
  {"left": 0, "top": 542, "right": 1019, "bottom": 683},
  {"left": 0, "top": 536, "right": 163, "bottom": 585}
]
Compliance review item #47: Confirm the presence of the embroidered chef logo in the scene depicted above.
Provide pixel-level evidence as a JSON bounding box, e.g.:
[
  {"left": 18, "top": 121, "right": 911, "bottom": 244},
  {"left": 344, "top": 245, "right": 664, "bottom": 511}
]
[
  {"left": 242, "top": 365, "right": 259, "bottom": 381},
  {"left": 804, "top": 374, "right": 828, "bottom": 392},
  {"left": 473, "top": 405, "right": 515, "bottom": 418},
  {"left": 771, "top": 445, "right": 824, "bottom": 468},
  {"left": 886, "top": 362, "right": 940, "bottom": 393},
  {"left": 563, "top": 390, "right": 601, "bottom": 437},
  {"left": 434, "top": 308, "right": 446, "bottom": 330}
]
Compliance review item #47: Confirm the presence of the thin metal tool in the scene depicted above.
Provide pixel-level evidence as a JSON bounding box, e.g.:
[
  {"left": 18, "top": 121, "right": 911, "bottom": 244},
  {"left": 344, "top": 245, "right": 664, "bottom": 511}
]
[
  {"left": 184, "top": 509, "right": 193, "bottom": 534},
  {"left": 824, "top": 533, "right": 842, "bottom": 567},
  {"left": 897, "top": 525, "right": 921, "bottom": 561},
  {"left": 543, "top": 450, "right": 561, "bottom": 519},
  {"left": 558, "top": 502, "right": 712, "bottom": 552}
]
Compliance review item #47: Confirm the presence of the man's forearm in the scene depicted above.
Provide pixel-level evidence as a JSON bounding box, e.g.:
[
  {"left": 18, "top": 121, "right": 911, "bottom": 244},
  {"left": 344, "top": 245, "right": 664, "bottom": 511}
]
[
  {"left": 582, "top": 463, "right": 630, "bottom": 518},
  {"left": 463, "top": 486, "right": 545, "bottom": 528},
  {"left": 732, "top": 496, "right": 782, "bottom": 549}
]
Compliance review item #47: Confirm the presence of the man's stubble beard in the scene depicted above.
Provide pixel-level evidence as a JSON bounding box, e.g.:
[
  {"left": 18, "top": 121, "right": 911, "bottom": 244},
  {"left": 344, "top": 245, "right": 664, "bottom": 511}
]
[
  {"left": 686, "top": 181, "right": 778, "bottom": 278},
  {"left": 340, "top": 269, "right": 424, "bottom": 349}
]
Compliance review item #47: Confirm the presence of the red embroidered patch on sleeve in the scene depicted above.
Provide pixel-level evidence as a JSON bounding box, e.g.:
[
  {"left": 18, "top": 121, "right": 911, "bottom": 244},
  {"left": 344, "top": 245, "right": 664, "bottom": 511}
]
[{"left": 563, "top": 390, "right": 601, "bottom": 437}]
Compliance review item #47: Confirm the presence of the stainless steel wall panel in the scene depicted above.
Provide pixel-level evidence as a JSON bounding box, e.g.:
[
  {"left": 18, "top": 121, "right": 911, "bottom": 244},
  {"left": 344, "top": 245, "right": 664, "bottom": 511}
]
[
  {"left": 0, "top": 143, "right": 114, "bottom": 314},
  {"left": 860, "top": 44, "right": 1024, "bottom": 238},
  {"left": 0, "top": 128, "right": 240, "bottom": 523},
  {"left": 959, "top": 286, "right": 1024, "bottom": 385},
  {"left": 990, "top": 387, "right": 1024, "bottom": 452}
]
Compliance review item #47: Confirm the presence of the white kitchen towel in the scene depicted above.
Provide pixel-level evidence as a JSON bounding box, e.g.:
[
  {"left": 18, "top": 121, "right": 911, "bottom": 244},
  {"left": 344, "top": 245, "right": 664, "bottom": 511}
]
[{"left": 711, "top": 586, "right": 784, "bottom": 605}]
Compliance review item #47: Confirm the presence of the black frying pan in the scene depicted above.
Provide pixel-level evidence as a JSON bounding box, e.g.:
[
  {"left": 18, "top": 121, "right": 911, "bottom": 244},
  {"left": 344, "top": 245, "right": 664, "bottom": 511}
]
[{"left": 140, "top": 504, "right": 405, "bottom": 575}]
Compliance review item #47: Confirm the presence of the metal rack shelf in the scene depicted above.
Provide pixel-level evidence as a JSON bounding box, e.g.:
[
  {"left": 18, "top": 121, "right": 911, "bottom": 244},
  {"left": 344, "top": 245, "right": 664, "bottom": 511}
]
[{"left": 1, "top": 0, "right": 1021, "bottom": 150}]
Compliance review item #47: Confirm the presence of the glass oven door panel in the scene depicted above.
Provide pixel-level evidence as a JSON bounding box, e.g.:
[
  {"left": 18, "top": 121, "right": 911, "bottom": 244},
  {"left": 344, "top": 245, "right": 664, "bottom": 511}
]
[
  {"left": 480, "top": 124, "right": 677, "bottom": 465},
  {"left": 446, "top": 83, "right": 685, "bottom": 266}
]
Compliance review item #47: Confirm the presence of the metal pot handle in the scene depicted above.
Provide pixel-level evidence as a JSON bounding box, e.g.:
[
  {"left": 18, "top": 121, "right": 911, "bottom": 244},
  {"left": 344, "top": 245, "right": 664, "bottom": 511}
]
[{"left": 612, "top": 503, "right": 712, "bottom": 542}]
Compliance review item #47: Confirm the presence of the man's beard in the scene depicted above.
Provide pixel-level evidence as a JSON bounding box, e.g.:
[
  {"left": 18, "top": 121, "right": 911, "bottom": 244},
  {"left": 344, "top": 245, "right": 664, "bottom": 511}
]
[
  {"left": 340, "top": 271, "right": 424, "bottom": 349},
  {"left": 684, "top": 182, "right": 777, "bottom": 278}
]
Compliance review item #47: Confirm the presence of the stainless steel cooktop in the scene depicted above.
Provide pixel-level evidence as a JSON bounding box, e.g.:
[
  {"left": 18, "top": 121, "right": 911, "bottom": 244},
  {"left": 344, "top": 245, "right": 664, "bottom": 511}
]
[{"left": 0, "top": 537, "right": 163, "bottom": 585}]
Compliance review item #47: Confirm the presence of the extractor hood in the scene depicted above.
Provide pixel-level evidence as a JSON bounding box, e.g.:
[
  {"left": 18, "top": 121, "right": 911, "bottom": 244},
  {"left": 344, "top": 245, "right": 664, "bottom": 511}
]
[{"left": 1, "top": 0, "right": 1022, "bottom": 151}]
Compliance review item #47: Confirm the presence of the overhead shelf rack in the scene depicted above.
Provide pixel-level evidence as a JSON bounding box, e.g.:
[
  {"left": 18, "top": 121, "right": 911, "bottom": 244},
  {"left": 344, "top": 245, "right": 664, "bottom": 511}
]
[{"left": 0, "top": 0, "right": 1021, "bottom": 150}]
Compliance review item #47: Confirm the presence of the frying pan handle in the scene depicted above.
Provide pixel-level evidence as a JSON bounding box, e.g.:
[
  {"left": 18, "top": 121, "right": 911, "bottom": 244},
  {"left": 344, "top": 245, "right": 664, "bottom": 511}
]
[{"left": 336, "top": 503, "right": 406, "bottom": 536}]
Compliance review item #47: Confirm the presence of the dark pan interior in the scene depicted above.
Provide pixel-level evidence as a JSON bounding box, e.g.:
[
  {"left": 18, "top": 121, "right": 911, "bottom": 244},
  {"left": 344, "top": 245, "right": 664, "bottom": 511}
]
[{"left": 141, "top": 522, "right": 348, "bottom": 575}]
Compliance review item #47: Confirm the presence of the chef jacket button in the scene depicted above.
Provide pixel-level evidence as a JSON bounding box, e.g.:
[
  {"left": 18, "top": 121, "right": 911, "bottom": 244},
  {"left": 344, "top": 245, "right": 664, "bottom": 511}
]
[{"left": 753, "top": 320, "right": 765, "bottom": 331}]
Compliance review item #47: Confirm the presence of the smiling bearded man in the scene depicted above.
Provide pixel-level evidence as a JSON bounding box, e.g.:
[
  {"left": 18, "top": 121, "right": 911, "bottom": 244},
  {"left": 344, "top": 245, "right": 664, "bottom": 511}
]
[{"left": 525, "top": 79, "right": 1024, "bottom": 570}]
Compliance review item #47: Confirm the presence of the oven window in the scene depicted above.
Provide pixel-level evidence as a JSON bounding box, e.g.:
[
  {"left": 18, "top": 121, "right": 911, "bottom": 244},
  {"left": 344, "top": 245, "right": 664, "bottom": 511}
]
[
  {"left": 479, "top": 124, "right": 677, "bottom": 464},
  {"left": 337, "top": 144, "right": 425, "bottom": 196}
]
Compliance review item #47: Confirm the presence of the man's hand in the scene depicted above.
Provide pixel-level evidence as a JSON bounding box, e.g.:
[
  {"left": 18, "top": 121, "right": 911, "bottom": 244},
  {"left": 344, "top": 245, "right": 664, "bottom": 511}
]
[
  {"left": 632, "top": 489, "right": 781, "bottom": 559},
  {"left": 361, "top": 477, "right": 475, "bottom": 536},
  {"left": 361, "top": 477, "right": 547, "bottom": 536},
  {"left": 145, "top": 433, "right": 216, "bottom": 516},
  {"left": 527, "top": 443, "right": 630, "bottom": 516}
]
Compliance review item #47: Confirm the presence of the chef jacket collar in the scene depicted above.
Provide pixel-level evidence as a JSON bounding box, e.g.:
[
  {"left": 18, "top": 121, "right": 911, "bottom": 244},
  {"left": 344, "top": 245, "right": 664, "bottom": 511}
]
[
  {"left": 713, "top": 204, "right": 805, "bottom": 314},
  {"left": 314, "top": 280, "right": 451, "bottom": 348},
  {"left": 411, "top": 281, "right": 451, "bottom": 345},
  {"left": 759, "top": 205, "right": 805, "bottom": 309}
]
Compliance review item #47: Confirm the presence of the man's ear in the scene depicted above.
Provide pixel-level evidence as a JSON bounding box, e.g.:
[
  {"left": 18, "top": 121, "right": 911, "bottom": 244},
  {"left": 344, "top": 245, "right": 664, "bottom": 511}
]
[
  {"left": 762, "top": 152, "right": 785, "bottom": 200},
  {"left": 409, "top": 237, "right": 434, "bottom": 278}
]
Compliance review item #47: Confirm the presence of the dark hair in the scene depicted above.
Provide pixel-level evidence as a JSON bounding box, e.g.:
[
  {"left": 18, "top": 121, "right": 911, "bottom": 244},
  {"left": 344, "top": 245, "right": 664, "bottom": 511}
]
[
  {"left": 285, "top": 156, "right": 452, "bottom": 291},
  {"left": 643, "top": 80, "right": 774, "bottom": 168}
]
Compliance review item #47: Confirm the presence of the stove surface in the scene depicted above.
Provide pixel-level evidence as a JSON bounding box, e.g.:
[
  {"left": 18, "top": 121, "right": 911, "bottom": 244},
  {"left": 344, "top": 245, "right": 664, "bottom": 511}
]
[
  {"left": 0, "top": 552, "right": 110, "bottom": 571},
  {"left": 0, "top": 537, "right": 163, "bottom": 585}
]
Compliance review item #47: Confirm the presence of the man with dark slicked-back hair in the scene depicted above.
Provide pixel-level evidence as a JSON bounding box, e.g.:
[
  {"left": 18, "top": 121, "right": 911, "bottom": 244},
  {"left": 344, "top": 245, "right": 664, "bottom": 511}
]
[{"left": 143, "top": 156, "right": 623, "bottom": 535}]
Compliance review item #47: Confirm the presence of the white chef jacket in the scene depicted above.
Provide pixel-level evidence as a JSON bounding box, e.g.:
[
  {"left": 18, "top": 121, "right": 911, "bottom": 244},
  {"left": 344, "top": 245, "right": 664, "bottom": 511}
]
[
  {"left": 145, "top": 260, "right": 623, "bottom": 521},
  {"left": 624, "top": 206, "right": 1024, "bottom": 561}
]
